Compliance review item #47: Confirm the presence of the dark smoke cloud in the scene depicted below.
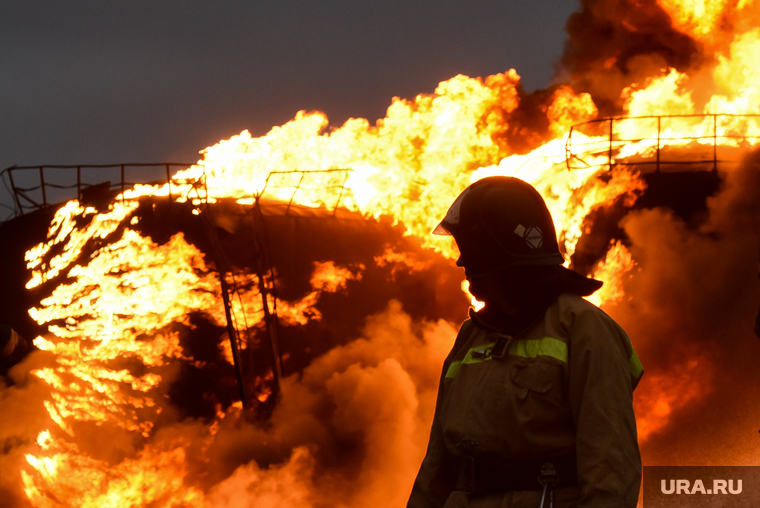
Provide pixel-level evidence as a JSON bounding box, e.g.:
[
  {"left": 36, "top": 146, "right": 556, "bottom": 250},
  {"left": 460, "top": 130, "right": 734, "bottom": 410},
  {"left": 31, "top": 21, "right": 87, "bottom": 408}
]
[
  {"left": 603, "top": 149, "right": 760, "bottom": 464},
  {"left": 557, "top": 0, "right": 703, "bottom": 115}
]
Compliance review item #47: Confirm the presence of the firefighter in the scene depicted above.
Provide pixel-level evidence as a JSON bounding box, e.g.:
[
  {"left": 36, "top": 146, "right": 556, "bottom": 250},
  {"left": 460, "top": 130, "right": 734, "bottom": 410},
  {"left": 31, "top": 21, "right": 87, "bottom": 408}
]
[{"left": 407, "top": 176, "right": 643, "bottom": 508}]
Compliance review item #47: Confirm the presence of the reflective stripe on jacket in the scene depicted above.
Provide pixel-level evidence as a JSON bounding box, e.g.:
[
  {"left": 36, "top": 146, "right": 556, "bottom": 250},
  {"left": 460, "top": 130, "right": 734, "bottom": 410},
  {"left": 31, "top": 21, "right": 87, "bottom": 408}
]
[{"left": 407, "top": 293, "right": 643, "bottom": 508}]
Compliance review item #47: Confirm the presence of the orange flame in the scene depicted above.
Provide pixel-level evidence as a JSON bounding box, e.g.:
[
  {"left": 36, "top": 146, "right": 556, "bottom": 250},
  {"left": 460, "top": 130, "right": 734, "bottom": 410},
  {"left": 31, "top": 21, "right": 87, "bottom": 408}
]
[
  {"left": 586, "top": 240, "right": 637, "bottom": 307},
  {"left": 23, "top": 436, "right": 204, "bottom": 508}
]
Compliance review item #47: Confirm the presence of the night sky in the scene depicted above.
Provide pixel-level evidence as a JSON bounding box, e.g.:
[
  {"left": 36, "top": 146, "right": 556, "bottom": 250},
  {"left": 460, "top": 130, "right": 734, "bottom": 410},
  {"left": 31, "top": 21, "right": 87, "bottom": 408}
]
[{"left": 1, "top": 1, "right": 579, "bottom": 213}]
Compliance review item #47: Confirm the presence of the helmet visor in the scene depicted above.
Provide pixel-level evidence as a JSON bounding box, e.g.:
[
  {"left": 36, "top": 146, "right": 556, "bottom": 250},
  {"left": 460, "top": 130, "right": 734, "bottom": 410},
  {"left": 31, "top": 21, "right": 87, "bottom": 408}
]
[
  {"left": 432, "top": 222, "right": 451, "bottom": 235},
  {"left": 431, "top": 184, "right": 472, "bottom": 236}
]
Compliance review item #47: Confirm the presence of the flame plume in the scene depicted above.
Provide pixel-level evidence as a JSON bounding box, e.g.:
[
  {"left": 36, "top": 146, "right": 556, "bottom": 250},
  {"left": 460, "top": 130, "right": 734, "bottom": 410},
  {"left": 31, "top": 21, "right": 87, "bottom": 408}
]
[{"left": 3, "top": 1, "right": 760, "bottom": 506}]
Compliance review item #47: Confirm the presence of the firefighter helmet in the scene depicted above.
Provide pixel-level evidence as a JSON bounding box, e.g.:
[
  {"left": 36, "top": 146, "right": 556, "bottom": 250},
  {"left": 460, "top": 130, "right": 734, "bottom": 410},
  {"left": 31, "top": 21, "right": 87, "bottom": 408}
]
[{"left": 433, "top": 176, "right": 564, "bottom": 275}]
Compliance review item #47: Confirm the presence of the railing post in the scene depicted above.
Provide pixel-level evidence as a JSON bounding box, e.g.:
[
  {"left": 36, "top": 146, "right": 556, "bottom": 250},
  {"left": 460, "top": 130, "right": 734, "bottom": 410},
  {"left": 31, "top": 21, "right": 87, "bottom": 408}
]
[
  {"left": 7, "top": 168, "right": 22, "bottom": 216},
  {"left": 608, "top": 118, "right": 614, "bottom": 171},
  {"left": 565, "top": 126, "right": 573, "bottom": 172},
  {"left": 39, "top": 166, "right": 47, "bottom": 209},
  {"left": 203, "top": 171, "right": 209, "bottom": 205},
  {"left": 166, "top": 164, "right": 173, "bottom": 207},
  {"left": 120, "top": 164, "right": 126, "bottom": 205},
  {"left": 218, "top": 269, "right": 250, "bottom": 410},
  {"left": 77, "top": 166, "right": 82, "bottom": 203},
  {"left": 286, "top": 173, "right": 306, "bottom": 215},
  {"left": 334, "top": 169, "right": 350, "bottom": 216},
  {"left": 713, "top": 114, "right": 718, "bottom": 172},
  {"left": 656, "top": 116, "right": 661, "bottom": 172}
]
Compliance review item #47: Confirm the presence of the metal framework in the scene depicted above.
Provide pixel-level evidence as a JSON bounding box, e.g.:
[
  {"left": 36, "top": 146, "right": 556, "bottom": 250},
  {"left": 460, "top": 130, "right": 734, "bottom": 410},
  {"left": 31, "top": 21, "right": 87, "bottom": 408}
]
[
  {"left": 0, "top": 162, "right": 197, "bottom": 219},
  {"left": 1, "top": 158, "right": 353, "bottom": 416},
  {"left": 565, "top": 113, "right": 760, "bottom": 173},
  {"left": 260, "top": 167, "right": 353, "bottom": 215}
]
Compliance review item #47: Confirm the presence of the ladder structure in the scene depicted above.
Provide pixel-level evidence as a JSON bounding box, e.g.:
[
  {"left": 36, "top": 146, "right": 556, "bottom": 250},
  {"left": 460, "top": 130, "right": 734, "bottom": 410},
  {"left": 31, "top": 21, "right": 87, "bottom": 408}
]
[{"left": 188, "top": 167, "right": 352, "bottom": 415}]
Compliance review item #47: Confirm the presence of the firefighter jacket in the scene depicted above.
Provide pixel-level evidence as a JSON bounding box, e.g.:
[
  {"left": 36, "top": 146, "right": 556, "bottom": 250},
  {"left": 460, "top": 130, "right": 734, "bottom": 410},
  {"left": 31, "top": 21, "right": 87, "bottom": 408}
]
[{"left": 407, "top": 293, "right": 644, "bottom": 508}]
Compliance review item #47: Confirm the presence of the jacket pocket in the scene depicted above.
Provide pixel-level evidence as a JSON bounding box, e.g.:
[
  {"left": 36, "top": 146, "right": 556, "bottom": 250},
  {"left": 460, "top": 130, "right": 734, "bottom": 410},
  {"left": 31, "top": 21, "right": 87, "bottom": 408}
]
[{"left": 509, "top": 362, "right": 556, "bottom": 398}]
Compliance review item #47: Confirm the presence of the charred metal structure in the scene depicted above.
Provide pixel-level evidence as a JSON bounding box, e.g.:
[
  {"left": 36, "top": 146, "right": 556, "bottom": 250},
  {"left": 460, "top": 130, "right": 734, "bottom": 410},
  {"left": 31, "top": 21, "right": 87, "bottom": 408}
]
[
  {"left": 0, "top": 163, "right": 466, "bottom": 418},
  {"left": 564, "top": 114, "right": 760, "bottom": 273}
]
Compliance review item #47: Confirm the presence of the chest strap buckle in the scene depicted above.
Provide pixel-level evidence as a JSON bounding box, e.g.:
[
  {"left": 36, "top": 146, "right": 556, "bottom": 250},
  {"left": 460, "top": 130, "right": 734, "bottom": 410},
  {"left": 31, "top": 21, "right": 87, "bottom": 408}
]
[{"left": 489, "top": 335, "right": 511, "bottom": 359}]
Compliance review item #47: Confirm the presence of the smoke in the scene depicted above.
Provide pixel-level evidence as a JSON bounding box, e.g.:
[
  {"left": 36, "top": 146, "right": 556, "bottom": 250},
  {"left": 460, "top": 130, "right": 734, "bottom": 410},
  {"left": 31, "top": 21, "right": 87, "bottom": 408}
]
[
  {"left": 604, "top": 150, "right": 760, "bottom": 463},
  {"left": 159, "top": 300, "right": 453, "bottom": 508},
  {"left": 205, "top": 447, "right": 316, "bottom": 508},
  {"left": 0, "top": 296, "right": 456, "bottom": 508},
  {"left": 0, "top": 350, "right": 57, "bottom": 507},
  {"left": 557, "top": 0, "right": 703, "bottom": 115},
  {"left": 199, "top": 301, "right": 455, "bottom": 508}
]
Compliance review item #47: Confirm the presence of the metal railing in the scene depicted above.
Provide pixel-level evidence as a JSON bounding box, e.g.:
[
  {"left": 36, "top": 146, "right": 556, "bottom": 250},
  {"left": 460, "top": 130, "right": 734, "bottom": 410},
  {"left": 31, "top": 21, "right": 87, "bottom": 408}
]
[
  {"left": 260, "top": 168, "right": 352, "bottom": 215},
  {"left": 172, "top": 166, "right": 353, "bottom": 217},
  {"left": 1, "top": 162, "right": 198, "bottom": 219},
  {"left": 565, "top": 113, "right": 760, "bottom": 172}
]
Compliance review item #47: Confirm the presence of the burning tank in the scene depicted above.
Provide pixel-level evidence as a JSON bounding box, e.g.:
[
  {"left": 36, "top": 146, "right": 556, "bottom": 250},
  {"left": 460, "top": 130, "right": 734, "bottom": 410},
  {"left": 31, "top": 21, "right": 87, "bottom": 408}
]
[{"left": 2, "top": 1, "right": 760, "bottom": 507}]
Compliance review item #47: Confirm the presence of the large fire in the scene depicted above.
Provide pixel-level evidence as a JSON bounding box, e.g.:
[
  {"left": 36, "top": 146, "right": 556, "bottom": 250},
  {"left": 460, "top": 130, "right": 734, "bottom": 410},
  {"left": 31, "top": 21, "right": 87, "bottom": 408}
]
[{"left": 3, "top": 0, "right": 760, "bottom": 506}]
